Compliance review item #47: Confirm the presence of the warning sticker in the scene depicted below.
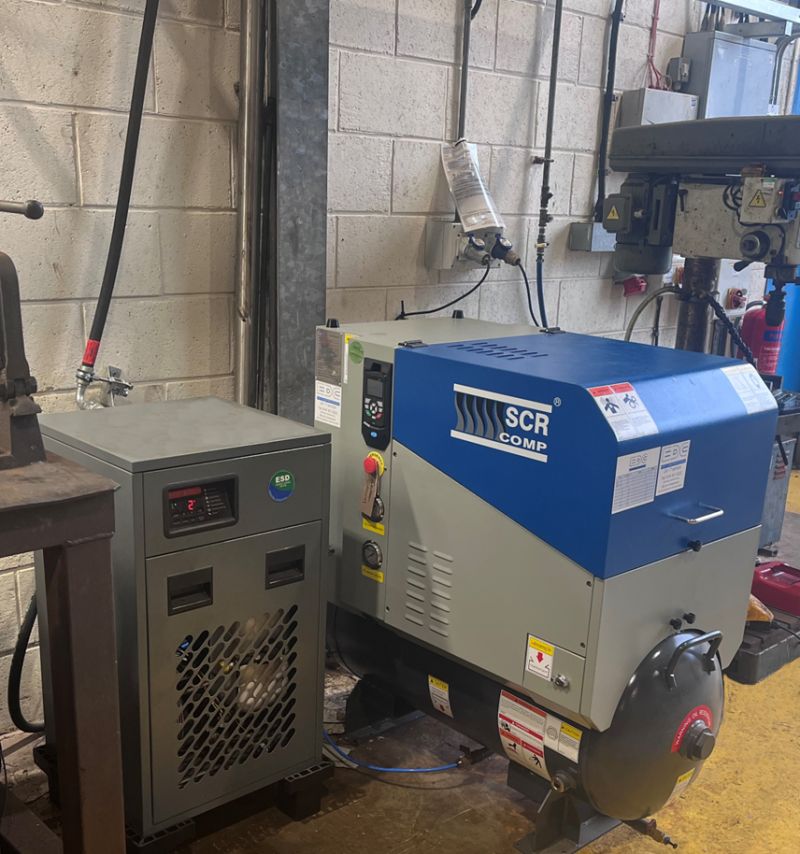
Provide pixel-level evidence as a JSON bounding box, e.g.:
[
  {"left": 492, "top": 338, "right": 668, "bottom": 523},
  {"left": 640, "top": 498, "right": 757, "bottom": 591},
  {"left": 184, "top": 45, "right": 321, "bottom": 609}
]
[
  {"left": 498, "top": 692, "right": 583, "bottom": 777},
  {"left": 612, "top": 448, "right": 660, "bottom": 514},
  {"left": 721, "top": 364, "right": 776, "bottom": 415},
  {"left": 748, "top": 189, "right": 767, "bottom": 208},
  {"left": 362, "top": 517, "right": 385, "bottom": 536},
  {"left": 428, "top": 675, "right": 453, "bottom": 718},
  {"left": 525, "top": 635, "right": 554, "bottom": 681},
  {"left": 667, "top": 768, "right": 696, "bottom": 804},
  {"left": 314, "top": 380, "right": 342, "bottom": 427},
  {"left": 657, "top": 440, "right": 691, "bottom": 496},
  {"left": 607, "top": 205, "right": 620, "bottom": 221},
  {"left": 361, "top": 565, "right": 384, "bottom": 584},
  {"left": 588, "top": 382, "right": 658, "bottom": 441},
  {"left": 498, "top": 691, "right": 549, "bottom": 778},
  {"left": 671, "top": 705, "right": 713, "bottom": 753}
]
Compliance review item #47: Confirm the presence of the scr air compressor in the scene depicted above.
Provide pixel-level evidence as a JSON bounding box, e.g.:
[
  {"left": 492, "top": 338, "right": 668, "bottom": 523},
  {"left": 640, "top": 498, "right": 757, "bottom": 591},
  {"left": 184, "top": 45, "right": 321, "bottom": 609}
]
[{"left": 315, "top": 318, "right": 776, "bottom": 832}]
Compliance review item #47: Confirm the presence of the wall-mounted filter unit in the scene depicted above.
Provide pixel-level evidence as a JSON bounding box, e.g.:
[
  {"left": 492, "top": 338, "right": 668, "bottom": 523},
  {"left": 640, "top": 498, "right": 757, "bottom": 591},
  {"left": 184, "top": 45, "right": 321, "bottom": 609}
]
[{"left": 34, "top": 398, "right": 330, "bottom": 845}]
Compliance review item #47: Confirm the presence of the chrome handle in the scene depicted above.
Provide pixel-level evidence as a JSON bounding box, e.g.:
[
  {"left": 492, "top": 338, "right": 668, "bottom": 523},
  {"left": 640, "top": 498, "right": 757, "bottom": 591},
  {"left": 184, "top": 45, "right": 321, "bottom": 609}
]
[{"left": 668, "top": 504, "right": 724, "bottom": 525}]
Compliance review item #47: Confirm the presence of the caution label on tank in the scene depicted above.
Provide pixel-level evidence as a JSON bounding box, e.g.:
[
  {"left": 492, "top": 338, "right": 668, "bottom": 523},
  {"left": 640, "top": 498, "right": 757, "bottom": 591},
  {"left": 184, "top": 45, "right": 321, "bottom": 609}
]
[
  {"left": 667, "top": 768, "right": 696, "bottom": 805},
  {"left": 428, "top": 675, "right": 454, "bottom": 718},
  {"left": 498, "top": 691, "right": 583, "bottom": 778},
  {"left": 721, "top": 364, "right": 776, "bottom": 415},
  {"left": 588, "top": 382, "right": 658, "bottom": 441},
  {"left": 498, "top": 691, "right": 549, "bottom": 779}
]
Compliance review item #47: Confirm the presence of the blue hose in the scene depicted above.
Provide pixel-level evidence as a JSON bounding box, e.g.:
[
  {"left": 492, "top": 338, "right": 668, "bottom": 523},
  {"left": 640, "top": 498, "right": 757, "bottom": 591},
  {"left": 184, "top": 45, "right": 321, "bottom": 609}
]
[{"left": 322, "top": 730, "right": 460, "bottom": 774}]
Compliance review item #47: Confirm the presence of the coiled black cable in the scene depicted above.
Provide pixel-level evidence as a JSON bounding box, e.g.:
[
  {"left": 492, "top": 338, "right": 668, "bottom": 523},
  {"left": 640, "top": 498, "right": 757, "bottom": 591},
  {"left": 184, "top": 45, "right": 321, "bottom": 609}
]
[{"left": 8, "top": 596, "right": 44, "bottom": 734}]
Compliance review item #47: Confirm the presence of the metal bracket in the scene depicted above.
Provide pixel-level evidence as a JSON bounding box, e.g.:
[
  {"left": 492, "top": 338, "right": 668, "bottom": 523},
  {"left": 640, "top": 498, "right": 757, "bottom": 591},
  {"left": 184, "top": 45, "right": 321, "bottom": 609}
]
[
  {"left": 710, "top": 0, "right": 800, "bottom": 25},
  {"left": 0, "top": 252, "right": 45, "bottom": 470}
]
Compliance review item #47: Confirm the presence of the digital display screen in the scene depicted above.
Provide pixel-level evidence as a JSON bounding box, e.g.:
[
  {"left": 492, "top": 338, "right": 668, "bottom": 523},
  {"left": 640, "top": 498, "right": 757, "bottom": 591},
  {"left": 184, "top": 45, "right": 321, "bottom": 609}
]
[
  {"left": 165, "top": 479, "right": 237, "bottom": 536},
  {"left": 366, "top": 377, "right": 383, "bottom": 397}
]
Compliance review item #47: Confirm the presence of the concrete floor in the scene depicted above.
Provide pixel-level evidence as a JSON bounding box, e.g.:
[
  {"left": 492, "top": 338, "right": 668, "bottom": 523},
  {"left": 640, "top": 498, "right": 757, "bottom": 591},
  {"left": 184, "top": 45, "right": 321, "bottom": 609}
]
[
  {"left": 183, "top": 513, "right": 800, "bottom": 854},
  {"left": 6, "top": 511, "right": 800, "bottom": 853}
]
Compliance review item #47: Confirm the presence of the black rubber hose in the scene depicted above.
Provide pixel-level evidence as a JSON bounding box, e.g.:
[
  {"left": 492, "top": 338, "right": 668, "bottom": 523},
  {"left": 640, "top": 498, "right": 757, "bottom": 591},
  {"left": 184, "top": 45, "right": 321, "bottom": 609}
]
[
  {"left": 80, "top": 0, "right": 160, "bottom": 371},
  {"left": 594, "top": 0, "right": 625, "bottom": 223},
  {"left": 533, "top": 0, "right": 563, "bottom": 330},
  {"left": 8, "top": 596, "right": 44, "bottom": 734}
]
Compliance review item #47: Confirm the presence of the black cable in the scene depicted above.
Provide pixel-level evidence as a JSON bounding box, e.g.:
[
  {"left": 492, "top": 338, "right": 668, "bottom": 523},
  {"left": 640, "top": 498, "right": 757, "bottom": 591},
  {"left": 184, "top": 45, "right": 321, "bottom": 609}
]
[
  {"left": 652, "top": 294, "right": 663, "bottom": 346},
  {"left": 80, "top": 0, "right": 160, "bottom": 372},
  {"left": 8, "top": 596, "right": 44, "bottom": 734},
  {"left": 0, "top": 739, "right": 7, "bottom": 822},
  {"left": 594, "top": 0, "right": 625, "bottom": 222},
  {"left": 533, "top": 0, "right": 563, "bottom": 319},
  {"left": 534, "top": 258, "right": 549, "bottom": 328},
  {"left": 470, "top": 0, "right": 483, "bottom": 19},
  {"left": 519, "top": 265, "right": 540, "bottom": 327},
  {"left": 396, "top": 262, "right": 491, "bottom": 319}
]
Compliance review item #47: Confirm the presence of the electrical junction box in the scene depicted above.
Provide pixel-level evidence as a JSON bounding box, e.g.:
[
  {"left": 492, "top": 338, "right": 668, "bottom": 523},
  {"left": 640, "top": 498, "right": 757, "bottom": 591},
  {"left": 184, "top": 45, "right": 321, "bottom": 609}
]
[
  {"left": 681, "top": 30, "right": 776, "bottom": 118},
  {"left": 617, "top": 88, "right": 699, "bottom": 128},
  {"left": 34, "top": 398, "right": 330, "bottom": 840}
]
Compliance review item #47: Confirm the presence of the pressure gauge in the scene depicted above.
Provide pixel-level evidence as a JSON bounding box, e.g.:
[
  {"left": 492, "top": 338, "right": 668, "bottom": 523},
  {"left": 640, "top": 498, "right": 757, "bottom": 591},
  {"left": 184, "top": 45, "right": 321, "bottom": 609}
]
[{"left": 362, "top": 540, "right": 383, "bottom": 569}]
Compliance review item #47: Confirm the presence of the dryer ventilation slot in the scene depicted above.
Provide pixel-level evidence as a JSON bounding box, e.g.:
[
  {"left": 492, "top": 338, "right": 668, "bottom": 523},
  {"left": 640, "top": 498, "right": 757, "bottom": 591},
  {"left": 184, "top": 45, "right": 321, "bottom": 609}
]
[
  {"left": 405, "top": 543, "right": 454, "bottom": 638},
  {"left": 174, "top": 607, "right": 299, "bottom": 788}
]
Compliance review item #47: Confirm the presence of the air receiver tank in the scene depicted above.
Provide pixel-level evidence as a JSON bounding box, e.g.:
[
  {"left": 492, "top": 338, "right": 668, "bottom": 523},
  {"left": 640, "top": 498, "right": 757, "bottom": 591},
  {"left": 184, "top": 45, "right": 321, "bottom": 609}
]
[{"left": 335, "top": 610, "right": 723, "bottom": 822}]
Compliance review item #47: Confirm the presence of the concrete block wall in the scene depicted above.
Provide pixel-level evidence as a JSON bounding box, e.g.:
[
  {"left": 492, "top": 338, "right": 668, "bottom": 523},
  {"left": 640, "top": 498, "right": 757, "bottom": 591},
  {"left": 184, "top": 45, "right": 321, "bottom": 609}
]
[
  {"left": 0, "top": 0, "right": 239, "bottom": 731},
  {"left": 327, "top": 0, "right": 728, "bottom": 340}
]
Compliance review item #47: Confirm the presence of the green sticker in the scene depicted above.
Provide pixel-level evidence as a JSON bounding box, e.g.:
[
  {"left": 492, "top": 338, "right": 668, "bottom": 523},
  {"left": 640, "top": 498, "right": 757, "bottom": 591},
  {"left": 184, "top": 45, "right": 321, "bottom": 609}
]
[
  {"left": 268, "top": 470, "right": 295, "bottom": 502},
  {"left": 349, "top": 340, "right": 364, "bottom": 364}
]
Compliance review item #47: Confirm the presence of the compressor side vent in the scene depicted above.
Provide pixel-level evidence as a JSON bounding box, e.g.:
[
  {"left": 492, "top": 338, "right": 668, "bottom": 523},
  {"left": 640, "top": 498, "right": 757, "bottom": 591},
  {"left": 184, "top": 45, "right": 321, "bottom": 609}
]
[
  {"left": 174, "top": 607, "right": 299, "bottom": 789},
  {"left": 405, "top": 544, "right": 455, "bottom": 638}
]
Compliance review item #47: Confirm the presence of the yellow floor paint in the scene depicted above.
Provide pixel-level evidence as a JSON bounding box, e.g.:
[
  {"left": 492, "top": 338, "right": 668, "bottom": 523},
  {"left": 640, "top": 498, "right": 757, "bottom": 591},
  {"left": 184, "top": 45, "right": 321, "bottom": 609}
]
[
  {"left": 587, "top": 660, "right": 800, "bottom": 854},
  {"left": 788, "top": 472, "right": 800, "bottom": 516}
]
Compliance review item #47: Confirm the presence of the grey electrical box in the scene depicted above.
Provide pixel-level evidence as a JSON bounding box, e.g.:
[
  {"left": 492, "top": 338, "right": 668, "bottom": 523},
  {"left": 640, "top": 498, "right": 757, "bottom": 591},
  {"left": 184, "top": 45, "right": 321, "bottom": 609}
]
[
  {"left": 617, "top": 88, "right": 699, "bottom": 128},
  {"left": 35, "top": 398, "right": 330, "bottom": 840},
  {"left": 682, "top": 30, "right": 776, "bottom": 118}
]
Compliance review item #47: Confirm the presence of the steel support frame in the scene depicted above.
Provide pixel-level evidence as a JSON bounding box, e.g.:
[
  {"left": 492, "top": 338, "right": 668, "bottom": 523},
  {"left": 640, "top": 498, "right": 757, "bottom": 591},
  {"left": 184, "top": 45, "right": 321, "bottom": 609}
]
[{"left": 0, "top": 457, "right": 125, "bottom": 854}]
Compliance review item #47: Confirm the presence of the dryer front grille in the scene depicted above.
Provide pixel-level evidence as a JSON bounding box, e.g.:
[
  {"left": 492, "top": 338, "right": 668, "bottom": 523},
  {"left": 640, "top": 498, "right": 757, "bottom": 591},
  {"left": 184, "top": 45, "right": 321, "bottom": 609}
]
[{"left": 174, "top": 606, "right": 299, "bottom": 789}]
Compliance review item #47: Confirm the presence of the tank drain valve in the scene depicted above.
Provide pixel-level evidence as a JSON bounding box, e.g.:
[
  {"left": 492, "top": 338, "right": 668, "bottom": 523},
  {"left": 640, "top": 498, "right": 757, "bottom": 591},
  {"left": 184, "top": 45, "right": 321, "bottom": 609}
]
[{"left": 626, "top": 818, "right": 678, "bottom": 849}]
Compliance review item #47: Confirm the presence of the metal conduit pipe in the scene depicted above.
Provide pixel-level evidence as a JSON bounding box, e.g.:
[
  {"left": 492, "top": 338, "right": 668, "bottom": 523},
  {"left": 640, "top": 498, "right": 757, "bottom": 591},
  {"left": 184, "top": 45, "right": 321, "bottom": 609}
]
[
  {"left": 770, "top": 33, "right": 800, "bottom": 108},
  {"left": 234, "top": 0, "right": 267, "bottom": 406}
]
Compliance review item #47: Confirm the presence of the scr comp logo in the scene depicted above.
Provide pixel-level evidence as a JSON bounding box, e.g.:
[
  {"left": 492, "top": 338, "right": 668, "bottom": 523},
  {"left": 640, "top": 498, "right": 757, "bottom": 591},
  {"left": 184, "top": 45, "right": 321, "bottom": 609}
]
[{"left": 450, "top": 384, "right": 553, "bottom": 463}]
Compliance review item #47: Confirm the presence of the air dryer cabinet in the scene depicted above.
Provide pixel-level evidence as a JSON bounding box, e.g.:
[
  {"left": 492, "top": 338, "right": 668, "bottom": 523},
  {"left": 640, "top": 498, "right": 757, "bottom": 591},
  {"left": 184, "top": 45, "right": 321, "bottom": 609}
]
[{"left": 35, "top": 398, "right": 330, "bottom": 837}]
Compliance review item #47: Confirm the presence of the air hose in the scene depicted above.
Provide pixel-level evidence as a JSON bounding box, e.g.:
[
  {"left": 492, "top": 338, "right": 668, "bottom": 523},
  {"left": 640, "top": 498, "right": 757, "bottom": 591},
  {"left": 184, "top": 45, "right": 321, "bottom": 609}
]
[
  {"left": 323, "top": 730, "right": 461, "bottom": 774},
  {"left": 594, "top": 0, "right": 625, "bottom": 223},
  {"left": 8, "top": 596, "right": 44, "bottom": 734},
  {"left": 76, "top": 0, "right": 160, "bottom": 407}
]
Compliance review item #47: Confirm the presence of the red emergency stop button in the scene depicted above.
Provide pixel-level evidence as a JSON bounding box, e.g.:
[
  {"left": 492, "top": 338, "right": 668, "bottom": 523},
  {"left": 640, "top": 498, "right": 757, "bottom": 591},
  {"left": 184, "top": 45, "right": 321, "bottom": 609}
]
[{"left": 363, "top": 456, "right": 379, "bottom": 475}]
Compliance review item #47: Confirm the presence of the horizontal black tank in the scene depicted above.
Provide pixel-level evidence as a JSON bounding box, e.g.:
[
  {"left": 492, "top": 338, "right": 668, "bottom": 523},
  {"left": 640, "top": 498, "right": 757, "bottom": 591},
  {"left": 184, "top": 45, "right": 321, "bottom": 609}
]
[{"left": 332, "top": 606, "right": 724, "bottom": 821}]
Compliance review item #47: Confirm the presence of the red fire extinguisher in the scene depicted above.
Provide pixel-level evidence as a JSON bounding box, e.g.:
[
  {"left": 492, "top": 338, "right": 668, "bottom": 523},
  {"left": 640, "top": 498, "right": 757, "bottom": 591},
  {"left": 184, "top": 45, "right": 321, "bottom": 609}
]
[{"left": 739, "top": 292, "right": 785, "bottom": 374}]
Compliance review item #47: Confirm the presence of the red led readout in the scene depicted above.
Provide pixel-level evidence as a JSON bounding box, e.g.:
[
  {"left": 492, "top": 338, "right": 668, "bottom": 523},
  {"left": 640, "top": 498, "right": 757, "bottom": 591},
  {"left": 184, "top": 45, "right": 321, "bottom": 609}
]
[{"left": 168, "top": 486, "right": 202, "bottom": 500}]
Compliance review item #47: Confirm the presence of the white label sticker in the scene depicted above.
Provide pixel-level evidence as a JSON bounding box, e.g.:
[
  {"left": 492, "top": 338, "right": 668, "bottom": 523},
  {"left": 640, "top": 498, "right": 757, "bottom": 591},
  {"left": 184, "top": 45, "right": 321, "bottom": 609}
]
[
  {"left": 428, "top": 675, "right": 453, "bottom": 718},
  {"left": 525, "top": 634, "right": 554, "bottom": 681},
  {"left": 498, "top": 691, "right": 549, "bottom": 779},
  {"left": 588, "top": 382, "right": 658, "bottom": 441},
  {"left": 657, "top": 440, "right": 691, "bottom": 496},
  {"left": 314, "top": 380, "right": 342, "bottom": 427},
  {"left": 612, "top": 448, "right": 660, "bottom": 514},
  {"left": 721, "top": 364, "right": 776, "bottom": 414}
]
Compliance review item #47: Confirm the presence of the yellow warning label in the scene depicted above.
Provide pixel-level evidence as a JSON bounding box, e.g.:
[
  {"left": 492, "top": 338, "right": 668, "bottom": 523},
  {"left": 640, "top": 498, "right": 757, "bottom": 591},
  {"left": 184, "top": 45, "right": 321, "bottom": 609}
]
[
  {"left": 528, "top": 636, "right": 555, "bottom": 656},
  {"left": 749, "top": 189, "right": 767, "bottom": 208},
  {"left": 361, "top": 565, "right": 384, "bottom": 583},
  {"left": 607, "top": 205, "right": 620, "bottom": 221},
  {"left": 560, "top": 722, "right": 582, "bottom": 742},
  {"left": 428, "top": 676, "right": 448, "bottom": 692},
  {"left": 362, "top": 517, "right": 385, "bottom": 536},
  {"left": 676, "top": 769, "right": 694, "bottom": 786}
]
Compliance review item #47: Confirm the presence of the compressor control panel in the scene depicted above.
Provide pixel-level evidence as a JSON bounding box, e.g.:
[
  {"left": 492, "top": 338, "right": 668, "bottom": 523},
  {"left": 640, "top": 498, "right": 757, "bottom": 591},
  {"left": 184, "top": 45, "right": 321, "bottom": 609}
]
[
  {"left": 362, "top": 359, "right": 393, "bottom": 450},
  {"left": 164, "top": 477, "right": 237, "bottom": 537}
]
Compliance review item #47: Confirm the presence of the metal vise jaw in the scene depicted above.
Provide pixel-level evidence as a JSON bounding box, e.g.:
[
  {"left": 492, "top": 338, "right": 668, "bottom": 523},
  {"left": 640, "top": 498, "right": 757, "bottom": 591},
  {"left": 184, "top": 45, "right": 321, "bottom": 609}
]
[{"left": 0, "top": 252, "right": 46, "bottom": 469}]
